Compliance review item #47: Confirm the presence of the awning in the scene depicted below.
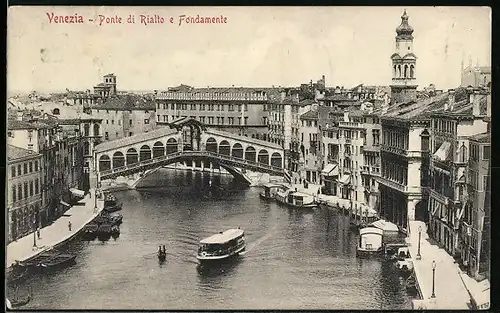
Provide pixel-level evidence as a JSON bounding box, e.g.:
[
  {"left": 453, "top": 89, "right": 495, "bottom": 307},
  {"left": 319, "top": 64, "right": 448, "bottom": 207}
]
[
  {"left": 70, "top": 188, "right": 85, "bottom": 197},
  {"left": 321, "top": 164, "right": 339, "bottom": 176},
  {"left": 339, "top": 175, "right": 350, "bottom": 185},
  {"left": 433, "top": 141, "right": 451, "bottom": 161},
  {"left": 60, "top": 200, "right": 71, "bottom": 207},
  {"left": 433, "top": 166, "right": 451, "bottom": 176}
]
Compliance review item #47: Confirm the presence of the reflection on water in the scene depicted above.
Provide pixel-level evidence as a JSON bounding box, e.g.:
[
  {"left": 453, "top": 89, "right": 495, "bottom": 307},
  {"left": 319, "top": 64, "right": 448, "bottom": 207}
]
[{"left": 9, "top": 168, "right": 412, "bottom": 310}]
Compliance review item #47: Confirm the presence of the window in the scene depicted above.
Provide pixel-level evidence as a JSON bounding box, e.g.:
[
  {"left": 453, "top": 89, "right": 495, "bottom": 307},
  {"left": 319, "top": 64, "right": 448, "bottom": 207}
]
[
  {"left": 129, "top": 132, "right": 133, "bottom": 136},
  {"left": 482, "top": 145, "right": 490, "bottom": 160},
  {"left": 144, "top": 119, "right": 150, "bottom": 124},
  {"left": 483, "top": 175, "right": 489, "bottom": 191},
  {"left": 111, "top": 120, "right": 115, "bottom": 125},
  {"left": 29, "top": 181, "right": 33, "bottom": 197},
  {"left": 29, "top": 162, "right": 33, "bottom": 173},
  {"left": 11, "top": 166, "right": 16, "bottom": 177},
  {"left": 116, "top": 132, "right": 119, "bottom": 138},
  {"left": 105, "top": 132, "right": 109, "bottom": 140},
  {"left": 106, "top": 120, "right": 109, "bottom": 124},
  {"left": 23, "top": 163, "right": 28, "bottom": 174},
  {"left": 12, "top": 186, "right": 16, "bottom": 202},
  {"left": 129, "top": 120, "right": 133, "bottom": 126},
  {"left": 18, "top": 184, "right": 22, "bottom": 200},
  {"left": 35, "top": 160, "right": 39, "bottom": 171},
  {"left": 24, "top": 182, "right": 28, "bottom": 199}
]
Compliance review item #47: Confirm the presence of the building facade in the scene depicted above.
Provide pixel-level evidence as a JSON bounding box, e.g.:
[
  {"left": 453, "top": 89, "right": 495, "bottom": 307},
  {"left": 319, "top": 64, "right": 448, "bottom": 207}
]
[
  {"left": 155, "top": 85, "right": 270, "bottom": 139},
  {"left": 88, "top": 94, "right": 157, "bottom": 141},
  {"left": 461, "top": 64, "right": 491, "bottom": 88},
  {"left": 7, "top": 145, "right": 43, "bottom": 243},
  {"left": 298, "top": 106, "right": 321, "bottom": 184}
]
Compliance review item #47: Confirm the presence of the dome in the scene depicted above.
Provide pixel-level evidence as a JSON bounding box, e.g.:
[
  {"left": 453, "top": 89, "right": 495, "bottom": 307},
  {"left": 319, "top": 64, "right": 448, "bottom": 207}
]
[{"left": 396, "top": 10, "right": 414, "bottom": 39}]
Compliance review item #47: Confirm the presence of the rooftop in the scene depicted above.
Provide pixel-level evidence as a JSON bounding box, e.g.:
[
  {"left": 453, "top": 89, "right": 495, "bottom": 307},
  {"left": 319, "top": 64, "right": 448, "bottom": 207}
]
[
  {"left": 7, "top": 145, "right": 40, "bottom": 161},
  {"left": 92, "top": 94, "right": 156, "bottom": 111},
  {"left": 468, "top": 132, "right": 490, "bottom": 143},
  {"left": 300, "top": 109, "right": 319, "bottom": 120},
  {"left": 94, "top": 126, "right": 178, "bottom": 153}
]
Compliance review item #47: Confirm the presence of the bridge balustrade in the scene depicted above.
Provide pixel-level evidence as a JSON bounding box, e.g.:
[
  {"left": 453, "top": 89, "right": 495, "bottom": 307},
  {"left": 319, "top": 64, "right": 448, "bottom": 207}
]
[{"left": 99, "top": 150, "right": 284, "bottom": 178}]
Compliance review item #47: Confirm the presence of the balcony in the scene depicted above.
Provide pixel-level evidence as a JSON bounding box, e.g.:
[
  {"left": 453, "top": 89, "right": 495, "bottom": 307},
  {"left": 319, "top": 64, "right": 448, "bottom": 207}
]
[
  {"left": 377, "top": 176, "right": 408, "bottom": 193},
  {"left": 380, "top": 145, "right": 407, "bottom": 157}
]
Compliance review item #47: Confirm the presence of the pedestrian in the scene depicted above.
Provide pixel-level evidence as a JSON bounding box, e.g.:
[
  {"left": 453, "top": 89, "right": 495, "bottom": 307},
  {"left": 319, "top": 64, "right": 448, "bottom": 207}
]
[
  {"left": 68, "top": 221, "right": 72, "bottom": 232},
  {"left": 37, "top": 228, "right": 41, "bottom": 239}
]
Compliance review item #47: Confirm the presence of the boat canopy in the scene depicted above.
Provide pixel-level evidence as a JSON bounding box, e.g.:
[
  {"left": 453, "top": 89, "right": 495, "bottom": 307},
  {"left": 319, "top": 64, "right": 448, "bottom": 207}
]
[
  {"left": 359, "top": 227, "right": 383, "bottom": 236},
  {"left": 70, "top": 188, "right": 85, "bottom": 197},
  {"left": 200, "top": 229, "right": 244, "bottom": 245},
  {"left": 370, "top": 219, "right": 399, "bottom": 232},
  {"left": 263, "top": 183, "right": 282, "bottom": 189}
]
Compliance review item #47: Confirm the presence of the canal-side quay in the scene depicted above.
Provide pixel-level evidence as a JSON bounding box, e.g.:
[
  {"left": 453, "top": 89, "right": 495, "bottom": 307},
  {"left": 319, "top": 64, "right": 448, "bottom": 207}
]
[
  {"left": 6, "top": 188, "right": 104, "bottom": 269},
  {"left": 288, "top": 183, "right": 490, "bottom": 310}
]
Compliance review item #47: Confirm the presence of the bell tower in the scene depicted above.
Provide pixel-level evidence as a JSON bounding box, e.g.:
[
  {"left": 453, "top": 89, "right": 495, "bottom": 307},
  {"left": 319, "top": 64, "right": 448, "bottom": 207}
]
[{"left": 390, "top": 10, "right": 418, "bottom": 105}]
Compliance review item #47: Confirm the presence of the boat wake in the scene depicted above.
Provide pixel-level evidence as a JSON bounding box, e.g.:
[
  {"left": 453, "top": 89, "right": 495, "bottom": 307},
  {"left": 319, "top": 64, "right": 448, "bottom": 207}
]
[{"left": 240, "top": 223, "right": 279, "bottom": 256}]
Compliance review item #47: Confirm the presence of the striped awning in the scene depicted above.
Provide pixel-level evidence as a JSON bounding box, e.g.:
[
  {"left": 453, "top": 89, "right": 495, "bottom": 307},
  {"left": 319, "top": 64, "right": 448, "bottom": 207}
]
[
  {"left": 321, "top": 164, "right": 339, "bottom": 176},
  {"left": 70, "top": 188, "right": 85, "bottom": 197},
  {"left": 433, "top": 141, "right": 451, "bottom": 162},
  {"left": 339, "top": 175, "right": 350, "bottom": 185}
]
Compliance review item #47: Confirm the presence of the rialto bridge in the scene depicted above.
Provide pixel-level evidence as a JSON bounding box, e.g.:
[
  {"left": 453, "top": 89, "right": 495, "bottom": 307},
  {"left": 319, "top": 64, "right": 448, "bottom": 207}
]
[{"left": 93, "top": 119, "right": 290, "bottom": 187}]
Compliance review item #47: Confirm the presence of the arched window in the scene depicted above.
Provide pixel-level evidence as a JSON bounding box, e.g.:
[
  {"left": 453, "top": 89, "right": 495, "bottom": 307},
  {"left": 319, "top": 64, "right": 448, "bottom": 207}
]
[
  {"left": 397, "top": 65, "right": 402, "bottom": 78},
  {"left": 404, "top": 65, "right": 409, "bottom": 78},
  {"left": 420, "top": 129, "right": 430, "bottom": 152},
  {"left": 458, "top": 144, "right": 468, "bottom": 163},
  {"left": 393, "top": 65, "right": 397, "bottom": 78},
  {"left": 410, "top": 65, "right": 415, "bottom": 78}
]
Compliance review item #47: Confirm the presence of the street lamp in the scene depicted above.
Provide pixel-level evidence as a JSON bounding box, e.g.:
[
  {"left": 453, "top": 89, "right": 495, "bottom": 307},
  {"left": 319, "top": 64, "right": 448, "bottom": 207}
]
[
  {"left": 431, "top": 260, "right": 436, "bottom": 298},
  {"left": 416, "top": 225, "right": 422, "bottom": 260},
  {"left": 32, "top": 219, "right": 37, "bottom": 248}
]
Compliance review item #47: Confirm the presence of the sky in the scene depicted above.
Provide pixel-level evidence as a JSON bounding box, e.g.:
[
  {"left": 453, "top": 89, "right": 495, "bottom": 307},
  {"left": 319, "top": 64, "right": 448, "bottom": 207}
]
[{"left": 7, "top": 6, "right": 491, "bottom": 93}]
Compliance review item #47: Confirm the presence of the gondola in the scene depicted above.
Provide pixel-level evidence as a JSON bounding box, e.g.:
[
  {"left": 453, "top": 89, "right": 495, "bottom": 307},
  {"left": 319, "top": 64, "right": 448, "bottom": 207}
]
[
  {"left": 81, "top": 224, "right": 99, "bottom": 241},
  {"left": 38, "top": 254, "right": 77, "bottom": 272},
  {"left": 97, "top": 224, "right": 112, "bottom": 242},
  {"left": 111, "top": 225, "right": 120, "bottom": 239}
]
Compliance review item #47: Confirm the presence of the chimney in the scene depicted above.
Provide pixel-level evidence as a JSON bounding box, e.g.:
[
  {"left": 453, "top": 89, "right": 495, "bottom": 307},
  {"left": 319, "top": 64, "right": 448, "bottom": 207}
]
[
  {"left": 343, "top": 112, "right": 349, "bottom": 122},
  {"left": 472, "top": 90, "right": 480, "bottom": 116},
  {"left": 16, "top": 110, "right": 23, "bottom": 121},
  {"left": 446, "top": 89, "right": 454, "bottom": 111}
]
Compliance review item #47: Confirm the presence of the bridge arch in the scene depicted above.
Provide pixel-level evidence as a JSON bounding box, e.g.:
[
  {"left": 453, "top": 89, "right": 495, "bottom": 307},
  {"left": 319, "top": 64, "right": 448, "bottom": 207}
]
[
  {"left": 258, "top": 149, "right": 269, "bottom": 165},
  {"left": 126, "top": 148, "right": 139, "bottom": 165},
  {"left": 99, "top": 154, "right": 111, "bottom": 171},
  {"left": 232, "top": 143, "right": 243, "bottom": 159},
  {"left": 112, "top": 151, "right": 125, "bottom": 169},
  {"left": 140, "top": 145, "right": 152, "bottom": 161},
  {"left": 219, "top": 140, "right": 230, "bottom": 156},
  {"left": 206, "top": 137, "right": 217, "bottom": 153},
  {"left": 153, "top": 141, "right": 165, "bottom": 158},
  {"left": 245, "top": 146, "right": 256, "bottom": 162},
  {"left": 270, "top": 152, "right": 283, "bottom": 168},
  {"left": 166, "top": 138, "right": 178, "bottom": 154}
]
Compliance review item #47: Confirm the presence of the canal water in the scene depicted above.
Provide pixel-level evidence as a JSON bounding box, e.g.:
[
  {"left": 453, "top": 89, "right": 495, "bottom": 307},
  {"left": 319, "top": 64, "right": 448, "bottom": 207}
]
[{"left": 8, "top": 169, "right": 412, "bottom": 310}]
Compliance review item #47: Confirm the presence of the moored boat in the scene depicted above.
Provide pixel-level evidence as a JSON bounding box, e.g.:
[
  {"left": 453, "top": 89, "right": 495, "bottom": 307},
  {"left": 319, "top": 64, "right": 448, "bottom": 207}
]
[
  {"left": 111, "top": 225, "right": 120, "bottom": 239},
  {"left": 97, "top": 224, "right": 112, "bottom": 241},
  {"left": 103, "top": 194, "right": 123, "bottom": 213},
  {"left": 197, "top": 228, "right": 246, "bottom": 262},
  {"left": 259, "top": 184, "right": 283, "bottom": 200},
  {"left": 81, "top": 224, "right": 99, "bottom": 241},
  {"left": 38, "top": 254, "right": 76, "bottom": 272},
  {"left": 356, "top": 227, "right": 384, "bottom": 258},
  {"left": 275, "top": 189, "right": 317, "bottom": 209}
]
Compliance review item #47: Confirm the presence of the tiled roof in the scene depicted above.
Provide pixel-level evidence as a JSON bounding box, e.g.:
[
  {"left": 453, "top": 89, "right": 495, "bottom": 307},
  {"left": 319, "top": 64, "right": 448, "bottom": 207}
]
[
  {"left": 92, "top": 94, "right": 156, "bottom": 111},
  {"left": 300, "top": 109, "right": 319, "bottom": 120},
  {"left": 324, "top": 94, "right": 354, "bottom": 101},
  {"left": 7, "top": 145, "right": 40, "bottom": 161},
  {"left": 95, "top": 126, "right": 178, "bottom": 153},
  {"left": 468, "top": 132, "right": 490, "bottom": 143},
  {"left": 299, "top": 99, "right": 316, "bottom": 106},
  {"left": 8, "top": 119, "right": 54, "bottom": 130}
]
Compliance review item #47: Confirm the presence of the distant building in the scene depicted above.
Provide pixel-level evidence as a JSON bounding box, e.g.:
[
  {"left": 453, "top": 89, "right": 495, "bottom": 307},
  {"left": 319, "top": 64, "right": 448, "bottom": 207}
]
[
  {"left": 88, "top": 94, "right": 157, "bottom": 141},
  {"left": 461, "top": 65, "right": 491, "bottom": 88},
  {"left": 7, "top": 145, "right": 43, "bottom": 242},
  {"left": 298, "top": 106, "right": 321, "bottom": 184},
  {"left": 155, "top": 85, "right": 271, "bottom": 139}
]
